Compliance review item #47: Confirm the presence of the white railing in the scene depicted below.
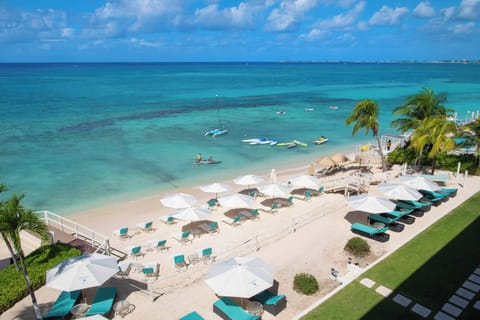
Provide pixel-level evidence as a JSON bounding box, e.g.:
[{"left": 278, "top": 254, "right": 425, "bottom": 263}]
[{"left": 35, "top": 210, "right": 111, "bottom": 255}]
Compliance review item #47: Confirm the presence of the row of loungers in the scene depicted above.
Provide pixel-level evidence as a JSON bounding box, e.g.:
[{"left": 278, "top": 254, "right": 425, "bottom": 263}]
[
  {"left": 42, "top": 287, "right": 117, "bottom": 319},
  {"left": 351, "top": 187, "right": 457, "bottom": 242}
]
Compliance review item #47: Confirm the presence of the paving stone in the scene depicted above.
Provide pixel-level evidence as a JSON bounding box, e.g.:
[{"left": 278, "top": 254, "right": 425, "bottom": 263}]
[
  {"left": 449, "top": 295, "right": 469, "bottom": 308},
  {"left": 360, "top": 278, "right": 375, "bottom": 288},
  {"left": 473, "top": 301, "right": 480, "bottom": 310},
  {"left": 434, "top": 311, "right": 455, "bottom": 320},
  {"left": 456, "top": 288, "right": 475, "bottom": 300},
  {"left": 442, "top": 302, "right": 463, "bottom": 317},
  {"left": 474, "top": 268, "right": 480, "bottom": 276},
  {"left": 392, "top": 294, "right": 411, "bottom": 307},
  {"left": 375, "top": 285, "right": 392, "bottom": 297},
  {"left": 463, "top": 280, "right": 480, "bottom": 293},
  {"left": 468, "top": 274, "right": 480, "bottom": 285},
  {"left": 411, "top": 303, "right": 431, "bottom": 318}
]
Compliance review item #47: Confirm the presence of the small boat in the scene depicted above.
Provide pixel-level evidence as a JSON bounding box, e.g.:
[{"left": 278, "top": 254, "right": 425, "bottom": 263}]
[
  {"left": 329, "top": 105, "right": 338, "bottom": 109},
  {"left": 305, "top": 107, "right": 315, "bottom": 111},
  {"left": 276, "top": 110, "right": 286, "bottom": 115},
  {"left": 193, "top": 159, "right": 222, "bottom": 165},
  {"left": 242, "top": 138, "right": 274, "bottom": 145},
  {"left": 313, "top": 136, "right": 329, "bottom": 145},
  {"left": 205, "top": 128, "right": 228, "bottom": 137}
]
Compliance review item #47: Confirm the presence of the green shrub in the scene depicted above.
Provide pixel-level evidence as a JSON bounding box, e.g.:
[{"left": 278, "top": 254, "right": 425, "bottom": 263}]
[
  {"left": 0, "top": 243, "right": 81, "bottom": 313},
  {"left": 293, "top": 272, "right": 319, "bottom": 295},
  {"left": 344, "top": 237, "right": 371, "bottom": 258}
]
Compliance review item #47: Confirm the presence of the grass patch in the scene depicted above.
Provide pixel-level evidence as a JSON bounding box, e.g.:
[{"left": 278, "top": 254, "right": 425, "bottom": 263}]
[{"left": 302, "top": 192, "right": 480, "bottom": 320}]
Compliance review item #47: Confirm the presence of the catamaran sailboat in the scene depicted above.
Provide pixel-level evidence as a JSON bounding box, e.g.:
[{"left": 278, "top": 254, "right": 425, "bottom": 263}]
[{"left": 205, "top": 95, "right": 228, "bottom": 137}]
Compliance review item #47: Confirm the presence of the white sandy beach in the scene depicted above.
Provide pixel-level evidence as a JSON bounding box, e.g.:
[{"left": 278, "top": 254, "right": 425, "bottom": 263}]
[{"left": 2, "top": 155, "right": 480, "bottom": 320}]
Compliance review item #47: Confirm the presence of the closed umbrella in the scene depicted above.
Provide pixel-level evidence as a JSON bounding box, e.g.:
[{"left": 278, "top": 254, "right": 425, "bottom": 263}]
[
  {"left": 217, "top": 194, "right": 257, "bottom": 208},
  {"left": 400, "top": 175, "right": 441, "bottom": 192},
  {"left": 170, "top": 207, "right": 211, "bottom": 221},
  {"left": 289, "top": 174, "right": 321, "bottom": 190},
  {"left": 258, "top": 183, "right": 290, "bottom": 198},
  {"left": 377, "top": 183, "right": 423, "bottom": 201},
  {"left": 160, "top": 193, "right": 197, "bottom": 209},
  {"left": 204, "top": 257, "right": 273, "bottom": 298},
  {"left": 198, "top": 182, "right": 230, "bottom": 199},
  {"left": 46, "top": 253, "right": 118, "bottom": 292},
  {"left": 347, "top": 194, "right": 396, "bottom": 213},
  {"left": 270, "top": 169, "right": 277, "bottom": 184}
]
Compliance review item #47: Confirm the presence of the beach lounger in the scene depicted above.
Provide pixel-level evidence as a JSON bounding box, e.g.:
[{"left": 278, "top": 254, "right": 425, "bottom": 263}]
[
  {"left": 381, "top": 210, "right": 415, "bottom": 225},
  {"left": 261, "top": 203, "right": 280, "bottom": 214},
  {"left": 153, "top": 239, "right": 169, "bottom": 252},
  {"left": 207, "top": 199, "right": 218, "bottom": 211},
  {"left": 42, "top": 290, "right": 81, "bottom": 319},
  {"left": 127, "top": 245, "right": 144, "bottom": 259},
  {"left": 294, "top": 190, "right": 312, "bottom": 201},
  {"left": 198, "top": 247, "right": 214, "bottom": 264},
  {"left": 113, "top": 227, "right": 130, "bottom": 240},
  {"left": 274, "top": 196, "right": 294, "bottom": 207},
  {"left": 142, "top": 261, "right": 159, "bottom": 280},
  {"left": 440, "top": 187, "right": 458, "bottom": 198},
  {"left": 179, "top": 311, "right": 205, "bottom": 320},
  {"left": 394, "top": 199, "right": 431, "bottom": 214},
  {"left": 173, "top": 254, "right": 188, "bottom": 271},
  {"left": 350, "top": 223, "right": 390, "bottom": 242},
  {"left": 213, "top": 297, "right": 261, "bottom": 320},
  {"left": 368, "top": 214, "right": 404, "bottom": 232},
  {"left": 172, "top": 231, "right": 193, "bottom": 245},
  {"left": 198, "top": 221, "right": 220, "bottom": 234},
  {"left": 116, "top": 261, "right": 131, "bottom": 278},
  {"left": 137, "top": 221, "right": 154, "bottom": 232},
  {"left": 222, "top": 215, "right": 242, "bottom": 226},
  {"left": 160, "top": 216, "right": 177, "bottom": 225},
  {"left": 239, "top": 209, "right": 260, "bottom": 219},
  {"left": 84, "top": 287, "right": 117, "bottom": 317},
  {"left": 252, "top": 290, "right": 287, "bottom": 316},
  {"left": 419, "top": 189, "right": 447, "bottom": 204}
]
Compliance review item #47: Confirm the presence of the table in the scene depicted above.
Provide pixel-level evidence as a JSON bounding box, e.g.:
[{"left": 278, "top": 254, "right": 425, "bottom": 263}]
[
  {"left": 71, "top": 303, "right": 89, "bottom": 319},
  {"left": 246, "top": 301, "right": 263, "bottom": 316},
  {"left": 113, "top": 300, "right": 135, "bottom": 318}
]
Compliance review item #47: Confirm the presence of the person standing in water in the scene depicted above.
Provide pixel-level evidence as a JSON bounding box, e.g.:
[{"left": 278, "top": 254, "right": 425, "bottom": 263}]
[{"left": 196, "top": 153, "right": 202, "bottom": 162}]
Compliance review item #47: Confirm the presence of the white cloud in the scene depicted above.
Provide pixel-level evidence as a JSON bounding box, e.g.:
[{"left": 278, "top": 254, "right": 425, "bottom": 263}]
[
  {"left": 0, "top": 6, "right": 71, "bottom": 43},
  {"left": 195, "top": 2, "right": 262, "bottom": 30},
  {"left": 458, "top": 0, "right": 480, "bottom": 19},
  {"left": 368, "top": 5, "right": 409, "bottom": 26},
  {"left": 452, "top": 21, "right": 475, "bottom": 34},
  {"left": 129, "top": 37, "right": 161, "bottom": 47},
  {"left": 265, "top": 0, "right": 320, "bottom": 32},
  {"left": 413, "top": 1, "right": 435, "bottom": 18},
  {"left": 300, "top": 1, "right": 365, "bottom": 40}
]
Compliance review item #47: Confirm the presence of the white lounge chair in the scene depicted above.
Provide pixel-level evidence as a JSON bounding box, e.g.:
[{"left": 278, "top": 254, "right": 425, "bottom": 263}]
[{"left": 137, "top": 221, "right": 154, "bottom": 232}]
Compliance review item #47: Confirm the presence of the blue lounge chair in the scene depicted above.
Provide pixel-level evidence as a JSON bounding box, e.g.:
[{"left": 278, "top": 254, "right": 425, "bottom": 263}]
[
  {"left": 42, "top": 290, "right": 81, "bottom": 319},
  {"left": 382, "top": 210, "right": 415, "bottom": 225},
  {"left": 199, "top": 247, "right": 213, "bottom": 264},
  {"left": 440, "top": 187, "right": 458, "bottom": 198},
  {"left": 154, "top": 239, "right": 169, "bottom": 252},
  {"left": 419, "top": 189, "right": 447, "bottom": 204},
  {"left": 394, "top": 199, "right": 431, "bottom": 213},
  {"left": 179, "top": 311, "right": 205, "bottom": 320},
  {"left": 351, "top": 223, "right": 390, "bottom": 242},
  {"left": 222, "top": 215, "right": 242, "bottom": 226},
  {"left": 213, "top": 297, "right": 260, "bottom": 320},
  {"left": 113, "top": 227, "right": 129, "bottom": 240},
  {"left": 199, "top": 221, "right": 220, "bottom": 234},
  {"left": 368, "top": 214, "right": 404, "bottom": 232},
  {"left": 252, "top": 290, "right": 287, "bottom": 316},
  {"left": 173, "top": 254, "right": 188, "bottom": 271},
  {"left": 84, "top": 287, "right": 117, "bottom": 316}
]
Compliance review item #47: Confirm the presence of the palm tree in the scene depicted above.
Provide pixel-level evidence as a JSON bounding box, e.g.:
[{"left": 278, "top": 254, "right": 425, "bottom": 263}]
[
  {"left": 0, "top": 183, "right": 21, "bottom": 271},
  {"left": 346, "top": 99, "right": 387, "bottom": 172},
  {"left": 0, "top": 193, "right": 49, "bottom": 320},
  {"left": 458, "top": 119, "right": 480, "bottom": 169},
  {"left": 409, "top": 116, "right": 457, "bottom": 174},
  {"left": 392, "top": 87, "right": 452, "bottom": 133}
]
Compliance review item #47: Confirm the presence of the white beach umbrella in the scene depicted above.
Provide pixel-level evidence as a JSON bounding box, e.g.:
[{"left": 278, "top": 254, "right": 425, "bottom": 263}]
[
  {"left": 170, "top": 206, "right": 212, "bottom": 221},
  {"left": 217, "top": 194, "right": 257, "bottom": 209},
  {"left": 347, "top": 194, "right": 396, "bottom": 214},
  {"left": 160, "top": 193, "right": 197, "bottom": 209},
  {"left": 270, "top": 169, "right": 277, "bottom": 184},
  {"left": 79, "top": 316, "right": 108, "bottom": 320},
  {"left": 377, "top": 183, "right": 423, "bottom": 201},
  {"left": 399, "top": 175, "right": 441, "bottom": 192},
  {"left": 288, "top": 174, "right": 321, "bottom": 190},
  {"left": 198, "top": 182, "right": 230, "bottom": 199},
  {"left": 46, "top": 253, "right": 118, "bottom": 292},
  {"left": 204, "top": 257, "right": 274, "bottom": 298},
  {"left": 233, "top": 174, "right": 265, "bottom": 190},
  {"left": 258, "top": 183, "right": 291, "bottom": 198}
]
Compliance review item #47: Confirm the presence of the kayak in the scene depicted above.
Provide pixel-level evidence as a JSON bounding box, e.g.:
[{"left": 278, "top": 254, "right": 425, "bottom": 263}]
[
  {"left": 193, "top": 160, "right": 222, "bottom": 165},
  {"left": 292, "top": 140, "right": 308, "bottom": 147},
  {"left": 205, "top": 128, "right": 228, "bottom": 137}
]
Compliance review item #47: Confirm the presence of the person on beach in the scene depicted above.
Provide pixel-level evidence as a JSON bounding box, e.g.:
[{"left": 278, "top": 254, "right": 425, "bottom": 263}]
[{"left": 387, "top": 139, "right": 392, "bottom": 151}]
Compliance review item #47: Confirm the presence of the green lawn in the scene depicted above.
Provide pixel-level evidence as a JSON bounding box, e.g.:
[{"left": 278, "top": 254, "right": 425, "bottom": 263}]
[{"left": 302, "top": 192, "right": 480, "bottom": 320}]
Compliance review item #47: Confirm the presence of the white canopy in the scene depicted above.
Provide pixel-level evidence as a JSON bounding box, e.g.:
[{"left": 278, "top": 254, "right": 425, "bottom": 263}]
[
  {"left": 400, "top": 175, "right": 441, "bottom": 192},
  {"left": 377, "top": 183, "right": 423, "bottom": 201},
  {"left": 217, "top": 194, "right": 257, "bottom": 208},
  {"left": 160, "top": 193, "right": 197, "bottom": 209},
  {"left": 347, "top": 194, "right": 396, "bottom": 214}
]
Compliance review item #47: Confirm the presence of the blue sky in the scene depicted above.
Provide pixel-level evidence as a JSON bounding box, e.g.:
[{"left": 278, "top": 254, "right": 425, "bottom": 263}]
[{"left": 0, "top": 0, "right": 479, "bottom": 62}]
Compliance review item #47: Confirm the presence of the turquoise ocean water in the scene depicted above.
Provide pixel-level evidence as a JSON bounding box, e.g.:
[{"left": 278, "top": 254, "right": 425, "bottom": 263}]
[{"left": 1, "top": 63, "right": 479, "bottom": 214}]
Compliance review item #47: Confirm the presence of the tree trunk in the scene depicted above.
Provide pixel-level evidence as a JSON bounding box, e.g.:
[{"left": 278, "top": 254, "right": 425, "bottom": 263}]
[
  {"left": 1, "top": 233, "right": 20, "bottom": 271},
  {"left": 431, "top": 157, "right": 436, "bottom": 175},
  {"left": 375, "top": 134, "right": 387, "bottom": 172},
  {"left": 18, "top": 254, "right": 42, "bottom": 320}
]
